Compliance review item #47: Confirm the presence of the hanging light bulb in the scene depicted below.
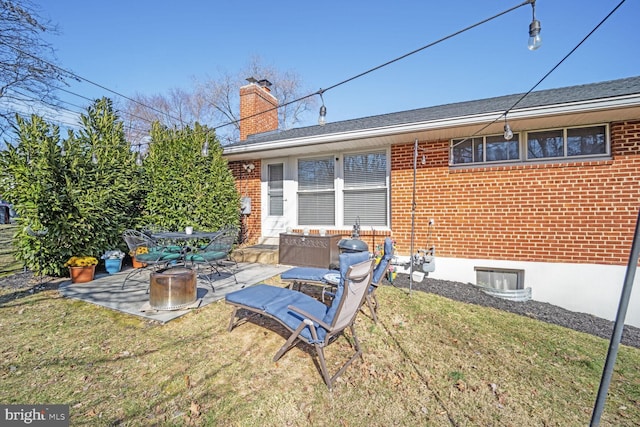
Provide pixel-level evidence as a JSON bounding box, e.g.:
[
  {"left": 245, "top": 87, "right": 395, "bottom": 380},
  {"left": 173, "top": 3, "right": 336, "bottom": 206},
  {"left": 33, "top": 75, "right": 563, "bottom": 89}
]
[
  {"left": 527, "top": 0, "right": 542, "bottom": 50},
  {"left": 318, "top": 105, "right": 327, "bottom": 126},
  {"left": 318, "top": 90, "right": 327, "bottom": 126},
  {"left": 91, "top": 152, "right": 98, "bottom": 164},
  {"left": 201, "top": 139, "right": 209, "bottom": 157},
  {"left": 503, "top": 117, "right": 514, "bottom": 140},
  {"left": 135, "top": 151, "right": 143, "bottom": 166}
]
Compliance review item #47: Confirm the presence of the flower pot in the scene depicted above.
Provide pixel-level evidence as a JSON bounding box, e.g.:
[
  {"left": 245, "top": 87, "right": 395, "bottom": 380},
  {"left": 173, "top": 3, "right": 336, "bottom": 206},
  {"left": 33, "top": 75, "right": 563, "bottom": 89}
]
[
  {"left": 105, "top": 258, "right": 122, "bottom": 274},
  {"left": 69, "top": 265, "right": 96, "bottom": 284},
  {"left": 132, "top": 258, "right": 147, "bottom": 269}
]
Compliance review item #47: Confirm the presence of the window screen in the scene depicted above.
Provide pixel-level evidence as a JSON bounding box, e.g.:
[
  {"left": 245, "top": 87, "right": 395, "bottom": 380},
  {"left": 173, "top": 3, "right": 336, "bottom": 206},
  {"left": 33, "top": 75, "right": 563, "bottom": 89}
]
[
  {"left": 297, "top": 157, "right": 335, "bottom": 225},
  {"left": 343, "top": 152, "right": 388, "bottom": 226}
]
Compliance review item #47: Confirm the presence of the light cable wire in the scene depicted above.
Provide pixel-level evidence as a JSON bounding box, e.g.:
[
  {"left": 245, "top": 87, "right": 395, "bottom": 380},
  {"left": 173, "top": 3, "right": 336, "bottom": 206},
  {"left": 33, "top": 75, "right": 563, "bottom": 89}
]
[
  {"left": 451, "top": 0, "right": 627, "bottom": 150},
  {"left": 0, "top": 40, "right": 183, "bottom": 124},
  {"left": 214, "top": 0, "right": 535, "bottom": 132}
]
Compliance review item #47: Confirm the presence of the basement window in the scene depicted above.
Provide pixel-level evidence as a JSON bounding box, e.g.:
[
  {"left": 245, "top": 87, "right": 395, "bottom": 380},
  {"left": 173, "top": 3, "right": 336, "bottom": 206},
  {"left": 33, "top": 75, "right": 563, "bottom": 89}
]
[{"left": 475, "top": 267, "right": 524, "bottom": 291}]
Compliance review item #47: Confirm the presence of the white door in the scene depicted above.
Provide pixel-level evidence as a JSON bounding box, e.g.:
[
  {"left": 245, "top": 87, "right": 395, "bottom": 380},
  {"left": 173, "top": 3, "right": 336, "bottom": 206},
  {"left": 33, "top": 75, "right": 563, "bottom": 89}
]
[{"left": 261, "top": 159, "right": 292, "bottom": 239}]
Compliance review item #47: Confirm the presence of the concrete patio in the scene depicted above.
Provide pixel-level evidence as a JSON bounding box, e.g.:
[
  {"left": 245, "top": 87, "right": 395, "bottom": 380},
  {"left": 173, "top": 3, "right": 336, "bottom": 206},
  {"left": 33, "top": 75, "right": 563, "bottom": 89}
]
[{"left": 59, "top": 262, "right": 290, "bottom": 323}]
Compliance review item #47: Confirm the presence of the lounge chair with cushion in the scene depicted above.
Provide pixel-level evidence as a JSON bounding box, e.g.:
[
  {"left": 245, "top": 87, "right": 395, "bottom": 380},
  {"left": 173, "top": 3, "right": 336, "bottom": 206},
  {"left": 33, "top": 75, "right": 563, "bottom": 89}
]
[
  {"left": 280, "top": 237, "right": 394, "bottom": 322},
  {"left": 280, "top": 265, "right": 335, "bottom": 300},
  {"left": 225, "top": 251, "right": 374, "bottom": 389},
  {"left": 366, "top": 237, "right": 394, "bottom": 323}
]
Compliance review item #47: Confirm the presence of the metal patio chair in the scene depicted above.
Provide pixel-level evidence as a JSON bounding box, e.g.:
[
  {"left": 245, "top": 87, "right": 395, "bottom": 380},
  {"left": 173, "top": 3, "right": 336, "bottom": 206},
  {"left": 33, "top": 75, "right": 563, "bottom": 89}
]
[
  {"left": 121, "top": 229, "right": 183, "bottom": 289},
  {"left": 183, "top": 226, "right": 239, "bottom": 289}
]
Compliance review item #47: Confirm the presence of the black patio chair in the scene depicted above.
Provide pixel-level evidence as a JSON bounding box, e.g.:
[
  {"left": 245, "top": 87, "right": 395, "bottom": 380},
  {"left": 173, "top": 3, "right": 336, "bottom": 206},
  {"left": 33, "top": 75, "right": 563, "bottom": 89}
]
[
  {"left": 184, "top": 226, "right": 239, "bottom": 289},
  {"left": 121, "top": 229, "right": 183, "bottom": 289}
]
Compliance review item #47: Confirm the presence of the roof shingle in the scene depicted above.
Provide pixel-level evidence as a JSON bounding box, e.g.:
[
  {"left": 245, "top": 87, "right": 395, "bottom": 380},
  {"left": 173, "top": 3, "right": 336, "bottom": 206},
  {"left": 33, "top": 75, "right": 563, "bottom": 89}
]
[{"left": 225, "top": 76, "right": 640, "bottom": 147}]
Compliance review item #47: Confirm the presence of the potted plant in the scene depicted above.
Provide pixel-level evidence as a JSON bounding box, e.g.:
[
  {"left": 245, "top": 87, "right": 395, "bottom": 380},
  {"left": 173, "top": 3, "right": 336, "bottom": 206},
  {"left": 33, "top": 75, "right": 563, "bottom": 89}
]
[
  {"left": 101, "top": 250, "right": 125, "bottom": 274},
  {"left": 130, "top": 246, "right": 148, "bottom": 268},
  {"left": 64, "top": 256, "right": 98, "bottom": 283}
]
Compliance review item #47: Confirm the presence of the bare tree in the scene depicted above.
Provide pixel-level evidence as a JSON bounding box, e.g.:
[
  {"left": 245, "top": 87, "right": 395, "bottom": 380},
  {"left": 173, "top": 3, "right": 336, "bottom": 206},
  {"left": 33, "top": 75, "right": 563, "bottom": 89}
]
[
  {"left": 122, "top": 57, "right": 316, "bottom": 146},
  {"left": 0, "top": 0, "right": 71, "bottom": 137},
  {"left": 122, "top": 87, "right": 212, "bottom": 147},
  {"left": 195, "top": 56, "right": 317, "bottom": 144}
]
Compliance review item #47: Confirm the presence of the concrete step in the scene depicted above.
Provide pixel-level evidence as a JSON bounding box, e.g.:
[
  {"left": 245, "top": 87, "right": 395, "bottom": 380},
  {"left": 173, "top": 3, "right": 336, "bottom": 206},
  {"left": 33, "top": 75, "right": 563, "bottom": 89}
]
[{"left": 232, "top": 245, "right": 279, "bottom": 265}]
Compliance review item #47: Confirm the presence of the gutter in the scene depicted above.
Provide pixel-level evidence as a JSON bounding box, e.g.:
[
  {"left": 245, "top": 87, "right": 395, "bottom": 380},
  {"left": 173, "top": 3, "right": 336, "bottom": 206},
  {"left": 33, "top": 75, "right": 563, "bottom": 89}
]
[{"left": 223, "top": 94, "right": 640, "bottom": 158}]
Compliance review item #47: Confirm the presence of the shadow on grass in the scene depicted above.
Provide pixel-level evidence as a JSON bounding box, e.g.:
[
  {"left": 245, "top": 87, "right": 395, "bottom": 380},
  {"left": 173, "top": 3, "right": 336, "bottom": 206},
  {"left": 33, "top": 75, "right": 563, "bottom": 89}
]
[
  {"left": 0, "top": 273, "right": 62, "bottom": 306},
  {"left": 378, "top": 317, "right": 460, "bottom": 427}
]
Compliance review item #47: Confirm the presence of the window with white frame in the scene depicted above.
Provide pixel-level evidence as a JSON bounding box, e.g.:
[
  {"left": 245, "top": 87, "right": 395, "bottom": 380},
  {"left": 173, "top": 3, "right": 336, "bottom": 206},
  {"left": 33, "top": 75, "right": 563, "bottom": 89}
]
[
  {"left": 343, "top": 151, "right": 388, "bottom": 226},
  {"left": 527, "top": 125, "right": 607, "bottom": 159},
  {"left": 296, "top": 150, "right": 389, "bottom": 228},
  {"left": 451, "top": 134, "right": 520, "bottom": 164},
  {"left": 267, "top": 163, "right": 283, "bottom": 216},
  {"left": 297, "top": 157, "right": 335, "bottom": 225},
  {"left": 451, "top": 124, "right": 609, "bottom": 165}
]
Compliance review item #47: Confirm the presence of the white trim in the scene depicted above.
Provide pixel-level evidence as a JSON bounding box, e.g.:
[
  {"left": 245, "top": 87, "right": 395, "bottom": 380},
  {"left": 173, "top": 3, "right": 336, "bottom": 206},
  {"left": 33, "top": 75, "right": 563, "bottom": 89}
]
[
  {"left": 293, "top": 148, "right": 391, "bottom": 229},
  {"left": 261, "top": 158, "right": 290, "bottom": 239}
]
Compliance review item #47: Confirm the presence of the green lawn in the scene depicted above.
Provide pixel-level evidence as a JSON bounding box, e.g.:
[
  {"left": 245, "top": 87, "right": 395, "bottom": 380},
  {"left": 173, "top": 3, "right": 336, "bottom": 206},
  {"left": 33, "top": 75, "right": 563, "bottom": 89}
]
[{"left": 1, "top": 274, "right": 639, "bottom": 426}]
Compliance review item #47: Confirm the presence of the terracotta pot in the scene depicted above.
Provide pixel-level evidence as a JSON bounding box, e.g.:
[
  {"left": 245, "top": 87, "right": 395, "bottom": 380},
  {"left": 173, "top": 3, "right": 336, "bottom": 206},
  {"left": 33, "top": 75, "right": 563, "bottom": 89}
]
[
  {"left": 69, "top": 265, "right": 96, "bottom": 284},
  {"left": 132, "top": 258, "right": 147, "bottom": 269}
]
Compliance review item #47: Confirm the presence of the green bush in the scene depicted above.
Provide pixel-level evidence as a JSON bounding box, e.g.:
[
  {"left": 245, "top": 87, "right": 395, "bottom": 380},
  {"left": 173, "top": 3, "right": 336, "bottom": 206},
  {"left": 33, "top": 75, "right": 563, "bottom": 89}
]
[
  {"left": 0, "top": 98, "right": 142, "bottom": 276},
  {"left": 141, "top": 122, "right": 239, "bottom": 232},
  {"left": 0, "top": 98, "right": 239, "bottom": 277}
]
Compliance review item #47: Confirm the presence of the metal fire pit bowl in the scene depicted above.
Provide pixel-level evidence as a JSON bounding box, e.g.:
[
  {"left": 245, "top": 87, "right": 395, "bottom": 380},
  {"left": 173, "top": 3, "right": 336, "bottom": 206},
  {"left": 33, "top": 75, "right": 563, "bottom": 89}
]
[{"left": 149, "top": 267, "right": 197, "bottom": 310}]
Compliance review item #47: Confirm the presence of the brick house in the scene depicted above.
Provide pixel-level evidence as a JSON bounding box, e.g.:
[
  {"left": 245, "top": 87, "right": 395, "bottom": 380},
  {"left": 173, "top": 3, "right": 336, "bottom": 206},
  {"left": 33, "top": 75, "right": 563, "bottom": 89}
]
[{"left": 223, "top": 76, "right": 640, "bottom": 327}]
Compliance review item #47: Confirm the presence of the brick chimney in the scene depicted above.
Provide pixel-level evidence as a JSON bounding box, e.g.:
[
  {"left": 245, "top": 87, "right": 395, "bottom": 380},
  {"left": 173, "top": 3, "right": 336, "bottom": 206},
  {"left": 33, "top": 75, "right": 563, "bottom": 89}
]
[{"left": 239, "top": 77, "right": 278, "bottom": 141}]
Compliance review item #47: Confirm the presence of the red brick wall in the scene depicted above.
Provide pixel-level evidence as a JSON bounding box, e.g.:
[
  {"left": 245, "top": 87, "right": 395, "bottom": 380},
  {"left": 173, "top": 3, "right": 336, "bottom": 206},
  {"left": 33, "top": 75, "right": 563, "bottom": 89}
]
[
  {"left": 229, "top": 160, "right": 262, "bottom": 244},
  {"left": 390, "top": 120, "right": 640, "bottom": 266},
  {"left": 239, "top": 84, "right": 278, "bottom": 141}
]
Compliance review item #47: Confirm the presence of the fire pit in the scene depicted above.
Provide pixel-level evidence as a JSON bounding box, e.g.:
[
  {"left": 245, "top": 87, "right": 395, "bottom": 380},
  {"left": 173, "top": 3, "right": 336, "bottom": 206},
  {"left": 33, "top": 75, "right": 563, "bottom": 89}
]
[{"left": 149, "top": 267, "right": 197, "bottom": 310}]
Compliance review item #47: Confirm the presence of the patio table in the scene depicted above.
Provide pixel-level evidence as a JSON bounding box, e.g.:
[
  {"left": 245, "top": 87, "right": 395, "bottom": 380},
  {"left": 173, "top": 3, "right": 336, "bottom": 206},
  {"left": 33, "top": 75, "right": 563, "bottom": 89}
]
[
  {"left": 151, "top": 230, "right": 222, "bottom": 242},
  {"left": 150, "top": 230, "right": 223, "bottom": 265},
  {"left": 323, "top": 272, "right": 341, "bottom": 286}
]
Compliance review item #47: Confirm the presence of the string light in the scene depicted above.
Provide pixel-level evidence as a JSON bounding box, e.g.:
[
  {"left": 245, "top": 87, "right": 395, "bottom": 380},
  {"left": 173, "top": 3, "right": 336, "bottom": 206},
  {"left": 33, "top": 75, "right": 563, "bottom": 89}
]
[
  {"left": 318, "top": 91, "right": 327, "bottom": 126},
  {"left": 4, "top": 0, "right": 542, "bottom": 139},
  {"left": 528, "top": 0, "right": 542, "bottom": 51},
  {"left": 201, "top": 139, "right": 209, "bottom": 157},
  {"left": 451, "top": 0, "right": 625, "bottom": 152},
  {"left": 2, "top": 1, "right": 539, "bottom": 140},
  {"left": 503, "top": 116, "right": 514, "bottom": 140},
  {"left": 215, "top": 0, "right": 538, "bottom": 134}
]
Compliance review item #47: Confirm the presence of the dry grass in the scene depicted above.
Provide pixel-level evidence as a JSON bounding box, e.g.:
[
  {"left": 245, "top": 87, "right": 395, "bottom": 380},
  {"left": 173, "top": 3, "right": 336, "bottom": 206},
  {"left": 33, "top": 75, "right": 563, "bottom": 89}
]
[
  {"left": 1, "top": 275, "right": 639, "bottom": 426},
  {"left": 0, "top": 224, "right": 21, "bottom": 277}
]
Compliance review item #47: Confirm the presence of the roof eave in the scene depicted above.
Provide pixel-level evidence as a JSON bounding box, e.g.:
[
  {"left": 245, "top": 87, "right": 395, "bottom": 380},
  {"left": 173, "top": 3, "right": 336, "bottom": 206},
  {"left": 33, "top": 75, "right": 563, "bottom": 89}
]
[{"left": 223, "top": 94, "right": 640, "bottom": 160}]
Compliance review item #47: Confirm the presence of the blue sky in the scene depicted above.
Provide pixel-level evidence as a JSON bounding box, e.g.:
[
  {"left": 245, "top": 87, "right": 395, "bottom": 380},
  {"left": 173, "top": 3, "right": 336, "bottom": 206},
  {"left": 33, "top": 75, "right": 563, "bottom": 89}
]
[{"left": 39, "top": 0, "right": 639, "bottom": 131}]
